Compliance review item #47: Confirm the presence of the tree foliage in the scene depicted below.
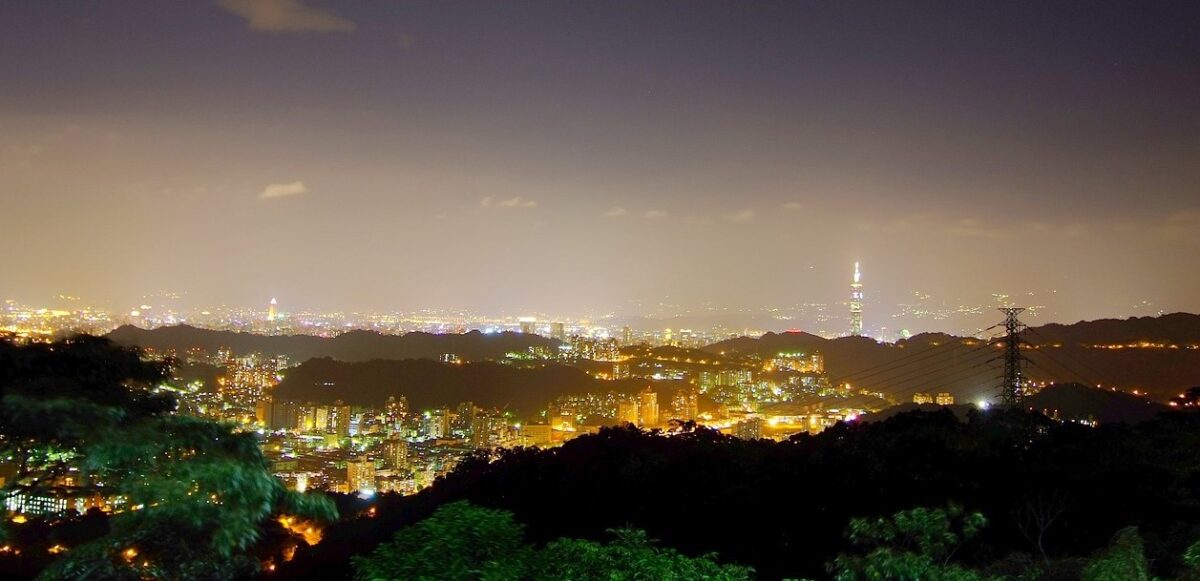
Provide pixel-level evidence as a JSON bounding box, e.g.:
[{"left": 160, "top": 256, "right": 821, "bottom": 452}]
[
  {"left": 1081, "top": 527, "right": 1153, "bottom": 581},
  {"left": 352, "top": 501, "right": 530, "bottom": 581},
  {"left": 0, "top": 336, "right": 336, "bottom": 579},
  {"left": 829, "top": 503, "right": 988, "bottom": 581},
  {"left": 535, "top": 528, "right": 753, "bottom": 580},
  {"left": 286, "top": 399, "right": 1200, "bottom": 579},
  {"left": 351, "top": 501, "right": 752, "bottom": 580}
]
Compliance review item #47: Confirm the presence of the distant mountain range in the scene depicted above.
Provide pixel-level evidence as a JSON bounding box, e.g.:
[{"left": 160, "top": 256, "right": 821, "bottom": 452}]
[
  {"left": 107, "top": 313, "right": 1200, "bottom": 408},
  {"left": 106, "top": 324, "right": 558, "bottom": 362},
  {"left": 703, "top": 312, "right": 1200, "bottom": 403}
]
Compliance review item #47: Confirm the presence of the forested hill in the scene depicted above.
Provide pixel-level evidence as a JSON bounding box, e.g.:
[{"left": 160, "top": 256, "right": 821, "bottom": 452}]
[
  {"left": 106, "top": 325, "right": 558, "bottom": 362},
  {"left": 272, "top": 358, "right": 645, "bottom": 412},
  {"left": 281, "top": 410, "right": 1200, "bottom": 580},
  {"left": 702, "top": 313, "right": 1200, "bottom": 402}
]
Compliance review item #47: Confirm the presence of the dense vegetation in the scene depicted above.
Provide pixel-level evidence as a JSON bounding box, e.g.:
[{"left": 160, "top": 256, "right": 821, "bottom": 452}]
[
  {"left": 285, "top": 408, "right": 1200, "bottom": 580},
  {"left": 0, "top": 337, "right": 336, "bottom": 579},
  {"left": 273, "top": 357, "right": 646, "bottom": 412},
  {"left": 352, "top": 501, "right": 753, "bottom": 580},
  {"left": 7, "top": 333, "right": 1200, "bottom": 579}
]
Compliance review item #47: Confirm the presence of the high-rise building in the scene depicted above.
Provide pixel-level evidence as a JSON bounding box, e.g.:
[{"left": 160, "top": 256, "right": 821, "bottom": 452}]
[
  {"left": 811, "top": 351, "right": 825, "bottom": 374},
  {"left": 550, "top": 322, "right": 566, "bottom": 341},
  {"left": 385, "top": 395, "right": 407, "bottom": 431},
  {"left": 671, "top": 386, "right": 699, "bottom": 421},
  {"left": 346, "top": 457, "right": 376, "bottom": 494},
  {"left": 621, "top": 326, "right": 633, "bottom": 345},
  {"left": 617, "top": 399, "right": 640, "bottom": 425},
  {"left": 913, "top": 393, "right": 934, "bottom": 404},
  {"left": 638, "top": 387, "right": 659, "bottom": 427},
  {"left": 255, "top": 399, "right": 272, "bottom": 426},
  {"left": 469, "top": 412, "right": 498, "bottom": 449},
  {"left": 333, "top": 402, "right": 351, "bottom": 438},
  {"left": 425, "top": 408, "right": 451, "bottom": 439},
  {"left": 935, "top": 392, "right": 955, "bottom": 405},
  {"left": 259, "top": 401, "right": 298, "bottom": 431},
  {"left": 384, "top": 435, "right": 408, "bottom": 470},
  {"left": 267, "top": 297, "right": 278, "bottom": 322},
  {"left": 520, "top": 424, "right": 553, "bottom": 447},
  {"left": 849, "top": 262, "right": 864, "bottom": 337},
  {"left": 518, "top": 317, "right": 536, "bottom": 334},
  {"left": 732, "top": 416, "right": 764, "bottom": 440}
]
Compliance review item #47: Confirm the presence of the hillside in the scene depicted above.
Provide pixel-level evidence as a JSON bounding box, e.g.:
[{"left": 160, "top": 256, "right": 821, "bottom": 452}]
[
  {"left": 281, "top": 410, "right": 1200, "bottom": 580},
  {"left": 701, "top": 314, "right": 1200, "bottom": 403},
  {"left": 864, "top": 383, "right": 1167, "bottom": 424},
  {"left": 106, "top": 325, "right": 558, "bottom": 362},
  {"left": 272, "top": 358, "right": 643, "bottom": 413}
]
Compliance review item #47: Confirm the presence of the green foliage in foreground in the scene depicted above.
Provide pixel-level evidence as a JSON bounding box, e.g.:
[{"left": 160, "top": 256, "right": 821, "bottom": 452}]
[
  {"left": 352, "top": 501, "right": 754, "bottom": 580},
  {"left": 830, "top": 503, "right": 988, "bottom": 581},
  {"left": 351, "top": 502, "right": 531, "bottom": 581},
  {"left": 0, "top": 336, "right": 337, "bottom": 580},
  {"left": 1080, "top": 527, "right": 1153, "bottom": 581},
  {"left": 826, "top": 504, "right": 1200, "bottom": 581}
]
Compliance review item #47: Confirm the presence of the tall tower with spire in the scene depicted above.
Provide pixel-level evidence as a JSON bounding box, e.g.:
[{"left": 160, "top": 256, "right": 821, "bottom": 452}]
[
  {"left": 267, "top": 297, "right": 278, "bottom": 322},
  {"left": 849, "top": 262, "right": 863, "bottom": 337}
]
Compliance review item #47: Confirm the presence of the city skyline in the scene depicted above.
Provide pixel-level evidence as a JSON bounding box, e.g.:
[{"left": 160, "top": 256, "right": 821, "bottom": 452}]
[{"left": 2, "top": 1, "right": 1198, "bottom": 320}]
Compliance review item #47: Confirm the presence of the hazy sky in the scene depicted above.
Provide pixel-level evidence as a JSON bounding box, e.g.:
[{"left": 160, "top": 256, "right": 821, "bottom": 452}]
[{"left": 1, "top": 1, "right": 1198, "bottom": 325}]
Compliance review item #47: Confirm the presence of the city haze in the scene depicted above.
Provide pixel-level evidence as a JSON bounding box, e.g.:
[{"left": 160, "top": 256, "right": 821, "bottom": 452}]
[{"left": 2, "top": 1, "right": 1198, "bottom": 328}]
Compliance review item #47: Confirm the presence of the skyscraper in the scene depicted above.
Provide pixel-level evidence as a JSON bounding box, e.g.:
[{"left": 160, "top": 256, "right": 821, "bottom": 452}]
[
  {"left": 384, "top": 435, "right": 408, "bottom": 470},
  {"left": 518, "top": 317, "right": 537, "bottom": 334},
  {"left": 849, "top": 262, "right": 863, "bottom": 337},
  {"left": 267, "top": 297, "right": 278, "bottom": 322},
  {"left": 671, "top": 386, "right": 699, "bottom": 421},
  {"left": 617, "top": 399, "right": 640, "bottom": 425},
  {"left": 639, "top": 387, "right": 659, "bottom": 427},
  {"left": 346, "top": 457, "right": 376, "bottom": 494}
]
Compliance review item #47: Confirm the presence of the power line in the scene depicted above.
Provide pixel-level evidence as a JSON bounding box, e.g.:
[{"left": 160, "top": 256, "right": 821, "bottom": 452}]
[
  {"left": 870, "top": 351, "right": 1000, "bottom": 402},
  {"left": 854, "top": 344, "right": 997, "bottom": 394},
  {"left": 832, "top": 335, "right": 997, "bottom": 386},
  {"left": 1023, "top": 326, "right": 1111, "bottom": 388}
]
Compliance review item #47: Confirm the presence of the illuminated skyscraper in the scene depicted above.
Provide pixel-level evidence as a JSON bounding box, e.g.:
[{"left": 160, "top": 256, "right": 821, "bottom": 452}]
[
  {"left": 671, "top": 386, "right": 699, "bottom": 421},
  {"left": 333, "top": 402, "right": 351, "bottom": 438},
  {"left": 617, "top": 399, "right": 640, "bottom": 425},
  {"left": 267, "top": 297, "right": 278, "bottom": 322},
  {"left": 849, "top": 262, "right": 863, "bottom": 337},
  {"left": 346, "top": 457, "right": 376, "bottom": 494},
  {"left": 518, "top": 317, "right": 536, "bottom": 334},
  {"left": 638, "top": 387, "right": 659, "bottom": 427},
  {"left": 385, "top": 435, "right": 408, "bottom": 470}
]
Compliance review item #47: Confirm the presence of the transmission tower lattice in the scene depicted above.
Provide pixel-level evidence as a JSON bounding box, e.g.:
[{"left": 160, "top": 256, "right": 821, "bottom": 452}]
[{"left": 999, "top": 307, "right": 1027, "bottom": 406}]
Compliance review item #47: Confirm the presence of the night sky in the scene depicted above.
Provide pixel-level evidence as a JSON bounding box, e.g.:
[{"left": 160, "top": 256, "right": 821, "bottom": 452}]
[{"left": 2, "top": 1, "right": 1198, "bottom": 327}]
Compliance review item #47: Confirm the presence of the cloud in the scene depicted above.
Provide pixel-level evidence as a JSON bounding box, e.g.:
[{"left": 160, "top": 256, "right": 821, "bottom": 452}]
[
  {"left": 481, "top": 196, "right": 537, "bottom": 208},
  {"left": 644, "top": 210, "right": 668, "bottom": 219},
  {"left": 781, "top": 202, "right": 803, "bottom": 211},
  {"left": 259, "top": 181, "right": 308, "bottom": 199},
  {"left": 946, "top": 217, "right": 1003, "bottom": 239},
  {"left": 726, "top": 208, "right": 755, "bottom": 223},
  {"left": 218, "top": 0, "right": 356, "bottom": 33},
  {"left": 602, "top": 206, "right": 629, "bottom": 218},
  {"left": 500, "top": 196, "right": 537, "bottom": 208}
]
